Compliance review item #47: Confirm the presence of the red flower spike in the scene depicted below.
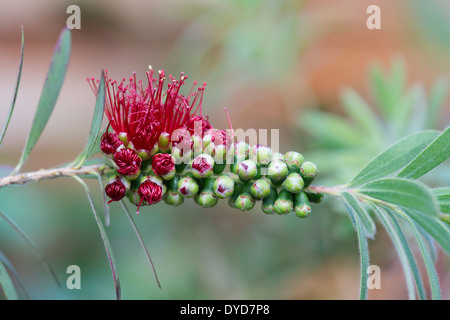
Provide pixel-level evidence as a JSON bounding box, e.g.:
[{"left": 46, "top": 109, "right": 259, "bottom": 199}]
[
  {"left": 152, "top": 153, "right": 175, "bottom": 176},
  {"left": 105, "top": 179, "right": 127, "bottom": 204},
  {"left": 114, "top": 148, "right": 142, "bottom": 177},
  {"left": 136, "top": 180, "right": 163, "bottom": 214}
]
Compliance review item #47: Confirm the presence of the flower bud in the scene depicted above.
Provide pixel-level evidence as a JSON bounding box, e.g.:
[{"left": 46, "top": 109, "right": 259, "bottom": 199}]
[
  {"left": 235, "top": 141, "right": 249, "bottom": 162},
  {"left": 177, "top": 173, "right": 199, "bottom": 198},
  {"left": 271, "top": 152, "right": 284, "bottom": 162},
  {"left": 235, "top": 185, "right": 256, "bottom": 211},
  {"left": 267, "top": 160, "right": 288, "bottom": 182},
  {"left": 250, "top": 178, "right": 271, "bottom": 199},
  {"left": 213, "top": 163, "right": 226, "bottom": 175},
  {"left": 194, "top": 178, "right": 218, "bottom": 208},
  {"left": 228, "top": 184, "right": 243, "bottom": 208},
  {"left": 100, "top": 131, "right": 123, "bottom": 156},
  {"left": 152, "top": 153, "right": 176, "bottom": 180},
  {"left": 236, "top": 159, "right": 258, "bottom": 181},
  {"left": 274, "top": 189, "right": 293, "bottom": 215},
  {"left": 136, "top": 176, "right": 165, "bottom": 214},
  {"left": 282, "top": 173, "right": 304, "bottom": 194},
  {"left": 105, "top": 176, "right": 130, "bottom": 203},
  {"left": 284, "top": 151, "right": 304, "bottom": 173},
  {"left": 213, "top": 175, "right": 235, "bottom": 199},
  {"left": 158, "top": 132, "right": 171, "bottom": 151},
  {"left": 114, "top": 148, "right": 142, "bottom": 180},
  {"left": 250, "top": 144, "right": 272, "bottom": 166},
  {"left": 294, "top": 191, "right": 311, "bottom": 218},
  {"left": 164, "top": 176, "right": 184, "bottom": 206},
  {"left": 300, "top": 161, "right": 318, "bottom": 187},
  {"left": 191, "top": 154, "right": 215, "bottom": 179},
  {"left": 262, "top": 187, "right": 278, "bottom": 214}
]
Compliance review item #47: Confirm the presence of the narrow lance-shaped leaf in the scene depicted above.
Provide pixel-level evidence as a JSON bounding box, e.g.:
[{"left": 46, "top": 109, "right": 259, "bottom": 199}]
[
  {"left": 373, "top": 206, "right": 426, "bottom": 300},
  {"left": 0, "top": 249, "right": 29, "bottom": 300},
  {"left": 0, "top": 26, "right": 24, "bottom": 149},
  {"left": 397, "top": 127, "right": 450, "bottom": 179},
  {"left": 357, "top": 178, "right": 439, "bottom": 217},
  {"left": 342, "top": 191, "right": 376, "bottom": 239},
  {"left": 71, "top": 176, "right": 121, "bottom": 300},
  {"left": 432, "top": 187, "right": 450, "bottom": 214},
  {"left": 400, "top": 208, "right": 450, "bottom": 256},
  {"left": 342, "top": 200, "right": 369, "bottom": 300},
  {"left": 0, "top": 260, "right": 18, "bottom": 300},
  {"left": 392, "top": 209, "right": 441, "bottom": 300},
  {"left": 0, "top": 209, "right": 60, "bottom": 287},
  {"left": 120, "top": 200, "right": 161, "bottom": 289},
  {"left": 13, "top": 28, "right": 71, "bottom": 173},
  {"left": 346, "top": 130, "right": 439, "bottom": 187},
  {"left": 73, "top": 70, "right": 106, "bottom": 168}
]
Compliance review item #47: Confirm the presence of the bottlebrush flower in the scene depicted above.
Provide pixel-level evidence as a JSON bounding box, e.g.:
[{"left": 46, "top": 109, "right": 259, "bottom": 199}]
[
  {"left": 114, "top": 148, "right": 141, "bottom": 179},
  {"left": 105, "top": 176, "right": 130, "bottom": 204},
  {"left": 136, "top": 176, "right": 165, "bottom": 214},
  {"left": 100, "top": 129, "right": 123, "bottom": 156}
]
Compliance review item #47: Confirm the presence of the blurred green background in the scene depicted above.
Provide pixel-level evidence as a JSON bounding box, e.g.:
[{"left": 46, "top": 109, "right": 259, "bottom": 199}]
[{"left": 0, "top": 0, "right": 449, "bottom": 299}]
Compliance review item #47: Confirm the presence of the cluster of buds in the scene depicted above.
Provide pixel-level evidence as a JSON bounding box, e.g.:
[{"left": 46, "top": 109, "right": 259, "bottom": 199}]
[{"left": 91, "top": 69, "right": 322, "bottom": 218}]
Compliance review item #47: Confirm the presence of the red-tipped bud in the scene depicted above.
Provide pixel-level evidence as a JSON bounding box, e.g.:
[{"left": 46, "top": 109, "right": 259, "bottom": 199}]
[
  {"left": 114, "top": 148, "right": 142, "bottom": 178},
  {"left": 100, "top": 132, "right": 123, "bottom": 155},
  {"left": 105, "top": 178, "right": 127, "bottom": 203},
  {"left": 152, "top": 153, "right": 175, "bottom": 179},
  {"left": 136, "top": 180, "right": 163, "bottom": 214}
]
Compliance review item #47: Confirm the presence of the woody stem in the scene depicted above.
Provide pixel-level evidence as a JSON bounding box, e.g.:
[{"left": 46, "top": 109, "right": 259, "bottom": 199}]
[{"left": 0, "top": 164, "right": 106, "bottom": 188}]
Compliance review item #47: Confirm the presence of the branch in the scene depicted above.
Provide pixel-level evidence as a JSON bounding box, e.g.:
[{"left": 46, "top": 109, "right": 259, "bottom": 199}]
[{"left": 0, "top": 164, "right": 105, "bottom": 188}]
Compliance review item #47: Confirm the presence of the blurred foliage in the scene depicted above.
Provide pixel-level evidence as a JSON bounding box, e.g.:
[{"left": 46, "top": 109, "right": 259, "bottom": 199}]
[{"left": 300, "top": 58, "right": 450, "bottom": 186}]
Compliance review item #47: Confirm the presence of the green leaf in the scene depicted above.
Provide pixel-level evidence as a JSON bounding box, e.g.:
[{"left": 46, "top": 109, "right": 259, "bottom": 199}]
[
  {"left": 347, "top": 130, "right": 439, "bottom": 187},
  {"left": 432, "top": 187, "right": 450, "bottom": 214},
  {"left": 0, "top": 260, "right": 18, "bottom": 300},
  {"left": 340, "top": 87, "right": 381, "bottom": 145},
  {"left": 373, "top": 206, "right": 426, "bottom": 300},
  {"left": 357, "top": 178, "right": 439, "bottom": 217},
  {"left": 400, "top": 208, "right": 450, "bottom": 256},
  {"left": 342, "top": 200, "right": 369, "bottom": 300},
  {"left": 342, "top": 191, "right": 376, "bottom": 239},
  {"left": 301, "top": 110, "right": 363, "bottom": 148},
  {"left": 0, "top": 250, "right": 29, "bottom": 300},
  {"left": 73, "top": 71, "right": 106, "bottom": 168},
  {"left": 72, "top": 176, "right": 121, "bottom": 300},
  {"left": 0, "top": 26, "right": 24, "bottom": 149},
  {"left": 397, "top": 127, "right": 450, "bottom": 179},
  {"left": 0, "top": 209, "right": 60, "bottom": 287},
  {"left": 13, "top": 28, "right": 71, "bottom": 173},
  {"left": 120, "top": 201, "right": 161, "bottom": 289},
  {"left": 395, "top": 209, "right": 441, "bottom": 300}
]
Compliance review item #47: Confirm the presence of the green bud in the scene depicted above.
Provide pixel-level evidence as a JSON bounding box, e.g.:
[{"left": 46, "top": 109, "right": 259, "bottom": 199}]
[
  {"left": 267, "top": 160, "right": 289, "bottom": 182},
  {"left": 194, "top": 178, "right": 218, "bottom": 208},
  {"left": 230, "top": 155, "right": 240, "bottom": 174},
  {"left": 177, "top": 174, "right": 199, "bottom": 198},
  {"left": 262, "top": 187, "right": 278, "bottom": 214},
  {"left": 228, "top": 184, "right": 243, "bottom": 208},
  {"left": 191, "top": 154, "right": 215, "bottom": 179},
  {"left": 294, "top": 191, "right": 311, "bottom": 218},
  {"left": 171, "top": 145, "right": 192, "bottom": 166},
  {"left": 305, "top": 191, "right": 324, "bottom": 204},
  {"left": 284, "top": 151, "right": 304, "bottom": 173},
  {"left": 213, "top": 175, "right": 235, "bottom": 199},
  {"left": 271, "top": 152, "right": 285, "bottom": 162},
  {"left": 235, "top": 141, "right": 249, "bottom": 162},
  {"left": 128, "top": 190, "right": 141, "bottom": 206},
  {"left": 274, "top": 189, "right": 293, "bottom": 215},
  {"left": 158, "top": 132, "right": 171, "bottom": 151},
  {"left": 191, "top": 135, "right": 204, "bottom": 157},
  {"left": 213, "top": 163, "right": 226, "bottom": 175},
  {"left": 164, "top": 191, "right": 185, "bottom": 206},
  {"left": 118, "top": 132, "right": 129, "bottom": 146},
  {"left": 250, "top": 145, "right": 272, "bottom": 166},
  {"left": 250, "top": 178, "right": 271, "bottom": 199},
  {"left": 237, "top": 159, "right": 258, "bottom": 181},
  {"left": 235, "top": 185, "right": 256, "bottom": 211},
  {"left": 282, "top": 173, "right": 304, "bottom": 193},
  {"left": 300, "top": 161, "right": 318, "bottom": 187}
]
